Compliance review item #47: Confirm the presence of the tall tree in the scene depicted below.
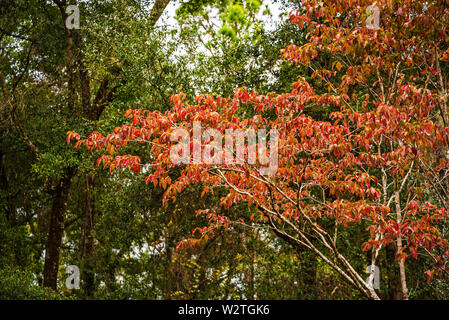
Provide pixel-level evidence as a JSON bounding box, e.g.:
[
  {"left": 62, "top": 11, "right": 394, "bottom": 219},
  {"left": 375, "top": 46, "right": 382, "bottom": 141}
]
[{"left": 70, "top": 0, "right": 449, "bottom": 300}]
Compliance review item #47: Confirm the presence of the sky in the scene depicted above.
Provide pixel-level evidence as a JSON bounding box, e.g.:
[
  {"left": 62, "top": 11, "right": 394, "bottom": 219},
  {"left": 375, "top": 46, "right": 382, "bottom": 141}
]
[{"left": 156, "top": 0, "right": 288, "bottom": 31}]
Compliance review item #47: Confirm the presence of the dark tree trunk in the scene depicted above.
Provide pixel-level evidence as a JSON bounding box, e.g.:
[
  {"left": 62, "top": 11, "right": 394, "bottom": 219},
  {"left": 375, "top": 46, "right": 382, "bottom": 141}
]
[
  {"left": 0, "top": 151, "right": 14, "bottom": 224},
  {"left": 80, "top": 174, "right": 95, "bottom": 296},
  {"left": 43, "top": 173, "right": 73, "bottom": 289},
  {"left": 148, "top": 0, "right": 171, "bottom": 28},
  {"left": 384, "top": 243, "right": 404, "bottom": 300}
]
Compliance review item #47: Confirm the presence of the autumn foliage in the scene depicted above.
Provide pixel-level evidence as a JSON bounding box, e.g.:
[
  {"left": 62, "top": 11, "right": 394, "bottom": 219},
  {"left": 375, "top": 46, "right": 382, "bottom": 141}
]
[{"left": 68, "top": 0, "right": 449, "bottom": 299}]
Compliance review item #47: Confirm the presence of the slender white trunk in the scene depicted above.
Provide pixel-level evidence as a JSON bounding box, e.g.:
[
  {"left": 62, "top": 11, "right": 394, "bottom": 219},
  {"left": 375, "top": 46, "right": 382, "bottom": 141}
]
[{"left": 394, "top": 186, "right": 409, "bottom": 300}]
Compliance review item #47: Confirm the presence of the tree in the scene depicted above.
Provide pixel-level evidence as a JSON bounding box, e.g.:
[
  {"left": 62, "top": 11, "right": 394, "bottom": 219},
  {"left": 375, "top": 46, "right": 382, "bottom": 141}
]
[
  {"left": 70, "top": 0, "right": 449, "bottom": 300},
  {"left": 4, "top": 0, "right": 316, "bottom": 299},
  {"left": 0, "top": 0, "right": 175, "bottom": 291}
]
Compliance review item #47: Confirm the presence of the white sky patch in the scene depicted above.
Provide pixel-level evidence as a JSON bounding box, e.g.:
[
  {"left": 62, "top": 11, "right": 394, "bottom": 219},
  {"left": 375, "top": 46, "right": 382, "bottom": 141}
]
[{"left": 156, "top": 0, "right": 286, "bottom": 31}]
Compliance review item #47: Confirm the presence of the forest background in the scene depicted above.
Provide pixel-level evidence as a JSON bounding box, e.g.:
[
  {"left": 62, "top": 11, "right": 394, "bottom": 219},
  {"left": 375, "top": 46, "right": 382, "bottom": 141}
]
[{"left": 1, "top": 0, "right": 448, "bottom": 300}]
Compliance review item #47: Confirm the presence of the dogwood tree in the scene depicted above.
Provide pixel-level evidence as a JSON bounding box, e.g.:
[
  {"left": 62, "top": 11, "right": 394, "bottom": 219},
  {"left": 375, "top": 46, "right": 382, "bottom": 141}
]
[{"left": 68, "top": 0, "right": 449, "bottom": 299}]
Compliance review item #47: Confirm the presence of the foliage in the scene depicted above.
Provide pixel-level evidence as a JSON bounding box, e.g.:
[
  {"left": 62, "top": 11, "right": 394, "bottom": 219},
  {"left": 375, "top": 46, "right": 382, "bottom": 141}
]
[
  {"left": 70, "top": 0, "right": 449, "bottom": 301},
  {"left": 2, "top": 0, "right": 449, "bottom": 300}
]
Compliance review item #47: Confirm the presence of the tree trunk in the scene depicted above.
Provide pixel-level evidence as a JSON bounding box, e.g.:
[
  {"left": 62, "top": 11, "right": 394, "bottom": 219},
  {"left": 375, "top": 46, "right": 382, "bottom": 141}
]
[
  {"left": 80, "top": 174, "right": 95, "bottom": 296},
  {"left": 297, "top": 248, "right": 318, "bottom": 299},
  {"left": 394, "top": 184, "right": 409, "bottom": 300},
  {"left": 148, "top": 0, "right": 171, "bottom": 28},
  {"left": 0, "top": 151, "right": 14, "bottom": 224}
]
